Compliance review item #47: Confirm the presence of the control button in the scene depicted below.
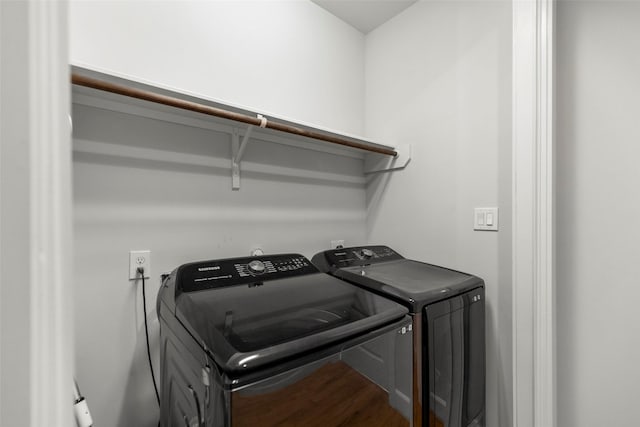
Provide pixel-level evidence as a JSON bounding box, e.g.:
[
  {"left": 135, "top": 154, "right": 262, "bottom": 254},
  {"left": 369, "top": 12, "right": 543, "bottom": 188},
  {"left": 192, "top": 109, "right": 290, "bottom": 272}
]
[
  {"left": 248, "top": 260, "right": 266, "bottom": 274},
  {"left": 361, "top": 248, "right": 374, "bottom": 259}
]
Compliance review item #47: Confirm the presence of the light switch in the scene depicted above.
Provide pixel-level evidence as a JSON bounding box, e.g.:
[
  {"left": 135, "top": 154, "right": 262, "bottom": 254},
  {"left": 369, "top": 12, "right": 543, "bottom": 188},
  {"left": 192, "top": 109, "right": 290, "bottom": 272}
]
[
  {"left": 486, "top": 213, "right": 494, "bottom": 226},
  {"left": 474, "top": 207, "right": 498, "bottom": 231}
]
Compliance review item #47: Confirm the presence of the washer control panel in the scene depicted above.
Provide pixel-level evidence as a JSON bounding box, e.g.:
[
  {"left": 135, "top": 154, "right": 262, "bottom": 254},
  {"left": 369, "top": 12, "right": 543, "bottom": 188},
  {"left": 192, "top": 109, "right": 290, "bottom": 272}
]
[
  {"left": 247, "top": 260, "right": 266, "bottom": 274},
  {"left": 178, "top": 254, "right": 317, "bottom": 292},
  {"left": 319, "top": 245, "right": 404, "bottom": 268}
]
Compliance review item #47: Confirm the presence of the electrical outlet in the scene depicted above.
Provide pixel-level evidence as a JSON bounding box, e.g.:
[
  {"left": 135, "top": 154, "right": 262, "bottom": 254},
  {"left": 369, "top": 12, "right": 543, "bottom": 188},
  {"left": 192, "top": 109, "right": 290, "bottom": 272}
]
[
  {"left": 250, "top": 246, "right": 264, "bottom": 257},
  {"left": 129, "top": 250, "right": 151, "bottom": 280},
  {"left": 331, "top": 240, "right": 345, "bottom": 249}
]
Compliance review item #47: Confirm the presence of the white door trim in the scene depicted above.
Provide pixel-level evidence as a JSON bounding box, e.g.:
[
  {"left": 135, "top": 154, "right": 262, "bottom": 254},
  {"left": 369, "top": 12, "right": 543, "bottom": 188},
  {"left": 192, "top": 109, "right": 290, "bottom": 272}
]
[
  {"left": 28, "top": 1, "right": 73, "bottom": 426},
  {"left": 512, "top": 0, "right": 556, "bottom": 426},
  {"left": 0, "top": 1, "right": 72, "bottom": 425}
]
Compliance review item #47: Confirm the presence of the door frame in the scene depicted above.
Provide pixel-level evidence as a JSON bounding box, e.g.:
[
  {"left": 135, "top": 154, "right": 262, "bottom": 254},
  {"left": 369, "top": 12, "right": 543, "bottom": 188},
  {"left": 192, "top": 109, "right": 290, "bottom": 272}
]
[
  {"left": 512, "top": 0, "right": 556, "bottom": 426},
  {"left": 0, "top": 1, "right": 72, "bottom": 425}
]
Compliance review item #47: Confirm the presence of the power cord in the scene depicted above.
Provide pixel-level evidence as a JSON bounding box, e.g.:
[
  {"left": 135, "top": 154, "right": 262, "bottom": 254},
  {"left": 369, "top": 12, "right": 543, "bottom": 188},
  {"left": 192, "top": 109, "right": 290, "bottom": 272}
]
[{"left": 138, "top": 266, "right": 160, "bottom": 407}]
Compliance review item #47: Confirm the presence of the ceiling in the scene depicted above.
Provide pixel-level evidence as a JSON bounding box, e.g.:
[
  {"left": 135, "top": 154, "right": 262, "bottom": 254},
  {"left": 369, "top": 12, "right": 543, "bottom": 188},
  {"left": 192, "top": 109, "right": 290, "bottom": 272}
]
[{"left": 311, "top": 0, "right": 418, "bottom": 34}]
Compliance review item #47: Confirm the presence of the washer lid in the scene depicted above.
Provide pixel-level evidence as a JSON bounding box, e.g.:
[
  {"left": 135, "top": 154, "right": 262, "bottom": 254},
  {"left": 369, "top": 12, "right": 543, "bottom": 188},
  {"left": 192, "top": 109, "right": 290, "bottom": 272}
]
[
  {"left": 312, "top": 246, "right": 484, "bottom": 312},
  {"left": 173, "top": 254, "right": 408, "bottom": 373},
  {"left": 337, "top": 260, "right": 482, "bottom": 311}
]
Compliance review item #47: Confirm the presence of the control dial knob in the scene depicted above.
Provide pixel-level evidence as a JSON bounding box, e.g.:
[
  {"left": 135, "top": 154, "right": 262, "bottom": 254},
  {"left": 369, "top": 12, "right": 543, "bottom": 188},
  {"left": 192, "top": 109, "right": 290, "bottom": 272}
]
[
  {"left": 248, "top": 260, "right": 266, "bottom": 274},
  {"left": 361, "top": 248, "right": 374, "bottom": 259}
]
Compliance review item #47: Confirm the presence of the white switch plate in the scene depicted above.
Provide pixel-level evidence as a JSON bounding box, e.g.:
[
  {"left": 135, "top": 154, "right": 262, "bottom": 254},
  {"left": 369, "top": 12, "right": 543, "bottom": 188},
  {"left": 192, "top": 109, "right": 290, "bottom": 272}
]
[
  {"left": 474, "top": 208, "right": 499, "bottom": 231},
  {"left": 129, "top": 250, "right": 151, "bottom": 280}
]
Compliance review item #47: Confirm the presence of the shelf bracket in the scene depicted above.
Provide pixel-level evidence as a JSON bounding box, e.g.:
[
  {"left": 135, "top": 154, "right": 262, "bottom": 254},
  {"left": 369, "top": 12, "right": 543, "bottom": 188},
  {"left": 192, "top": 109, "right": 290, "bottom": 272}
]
[
  {"left": 231, "top": 115, "right": 267, "bottom": 190},
  {"left": 231, "top": 130, "right": 241, "bottom": 190},
  {"left": 233, "top": 124, "right": 254, "bottom": 165},
  {"left": 364, "top": 143, "right": 412, "bottom": 174}
]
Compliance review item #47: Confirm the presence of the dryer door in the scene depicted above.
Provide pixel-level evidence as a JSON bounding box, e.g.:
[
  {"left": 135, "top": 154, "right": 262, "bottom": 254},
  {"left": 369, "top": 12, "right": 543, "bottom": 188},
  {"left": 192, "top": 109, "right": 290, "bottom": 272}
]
[{"left": 425, "top": 288, "right": 485, "bottom": 427}]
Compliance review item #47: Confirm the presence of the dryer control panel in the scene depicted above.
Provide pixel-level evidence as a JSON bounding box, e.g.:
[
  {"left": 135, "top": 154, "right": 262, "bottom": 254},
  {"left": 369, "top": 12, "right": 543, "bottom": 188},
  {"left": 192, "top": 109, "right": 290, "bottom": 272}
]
[
  {"left": 316, "top": 245, "right": 404, "bottom": 269},
  {"left": 177, "top": 254, "right": 317, "bottom": 293}
]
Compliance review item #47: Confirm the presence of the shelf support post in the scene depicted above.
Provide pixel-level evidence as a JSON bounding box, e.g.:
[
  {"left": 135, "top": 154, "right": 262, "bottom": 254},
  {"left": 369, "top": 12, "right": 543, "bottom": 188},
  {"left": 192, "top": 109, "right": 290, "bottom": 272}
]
[
  {"left": 231, "top": 115, "right": 267, "bottom": 189},
  {"left": 234, "top": 124, "right": 254, "bottom": 165},
  {"left": 231, "top": 129, "right": 241, "bottom": 190}
]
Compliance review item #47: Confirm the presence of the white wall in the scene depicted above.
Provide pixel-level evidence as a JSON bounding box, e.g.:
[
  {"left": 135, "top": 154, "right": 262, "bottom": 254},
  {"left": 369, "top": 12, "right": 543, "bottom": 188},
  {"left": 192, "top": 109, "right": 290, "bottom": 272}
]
[
  {"left": 69, "top": 0, "right": 365, "bottom": 135},
  {"left": 363, "top": 2, "right": 512, "bottom": 426},
  {"left": 1, "top": 2, "right": 32, "bottom": 425},
  {"left": 70, "top": 1, "right": 516, "bottom": 426},
  {"left": 72, "top": 104, "right": 366, "bottom": 427},
  {"left": 557, "top": 1, "right": 640, "bottom": 425},
  {"left": 69, "top": 2, "right": 367, "bottom": 426}
]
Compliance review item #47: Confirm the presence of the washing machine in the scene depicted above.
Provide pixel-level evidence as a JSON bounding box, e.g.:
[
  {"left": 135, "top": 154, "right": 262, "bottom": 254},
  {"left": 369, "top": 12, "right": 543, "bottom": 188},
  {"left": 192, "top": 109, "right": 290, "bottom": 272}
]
[
  {"left": 157, "top": 253, "right": 415, "bottom": 427},
  {"left": 312, "top": 245, "right": 485, "bottom": 427}
]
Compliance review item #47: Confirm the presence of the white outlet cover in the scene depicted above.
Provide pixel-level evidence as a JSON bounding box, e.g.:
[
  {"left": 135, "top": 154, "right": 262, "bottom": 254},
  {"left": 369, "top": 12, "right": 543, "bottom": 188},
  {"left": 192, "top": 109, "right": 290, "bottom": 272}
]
[
  {"left": 129, "top": 250, "right": 151, "bottom": 280},
  {"left": 250, "top": 247, "right": 264, "bottom": 256},
  {"left": 331, "top": 240, "right": 345, "bottom": 249}
]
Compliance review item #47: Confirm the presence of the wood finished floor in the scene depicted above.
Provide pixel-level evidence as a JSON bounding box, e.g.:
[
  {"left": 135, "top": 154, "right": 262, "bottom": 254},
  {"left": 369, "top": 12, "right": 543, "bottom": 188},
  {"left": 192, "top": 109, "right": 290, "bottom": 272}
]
[
  {"left": 232, "top": 361, "right": 409, "bottom": 427},
  {"left": 429, "top": 412, "right": 445, "bottom": 427}
]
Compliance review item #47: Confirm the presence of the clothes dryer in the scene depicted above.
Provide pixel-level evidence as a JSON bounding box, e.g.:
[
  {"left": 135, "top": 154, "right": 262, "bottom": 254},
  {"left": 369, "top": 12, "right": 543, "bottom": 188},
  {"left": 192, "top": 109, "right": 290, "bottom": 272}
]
[{"left": 312, "top": 245, "right": 485, "bottom": 427}]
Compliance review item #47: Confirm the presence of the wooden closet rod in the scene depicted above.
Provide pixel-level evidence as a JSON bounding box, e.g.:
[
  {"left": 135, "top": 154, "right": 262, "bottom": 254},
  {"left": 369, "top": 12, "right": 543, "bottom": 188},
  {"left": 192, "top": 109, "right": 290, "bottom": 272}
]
[{"left": 71, "top": 74, "right": 398, "bottom": 157}]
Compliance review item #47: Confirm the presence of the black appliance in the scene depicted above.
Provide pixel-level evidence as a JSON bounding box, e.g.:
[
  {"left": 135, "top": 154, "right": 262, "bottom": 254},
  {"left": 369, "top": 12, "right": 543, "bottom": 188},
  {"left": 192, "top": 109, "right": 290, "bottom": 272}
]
[
  {"left": 157, "top": 253, "right": 414, "bottom": 427},
  {"left": 312, "top": 245, "right": 485, "bottom": 427}
]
